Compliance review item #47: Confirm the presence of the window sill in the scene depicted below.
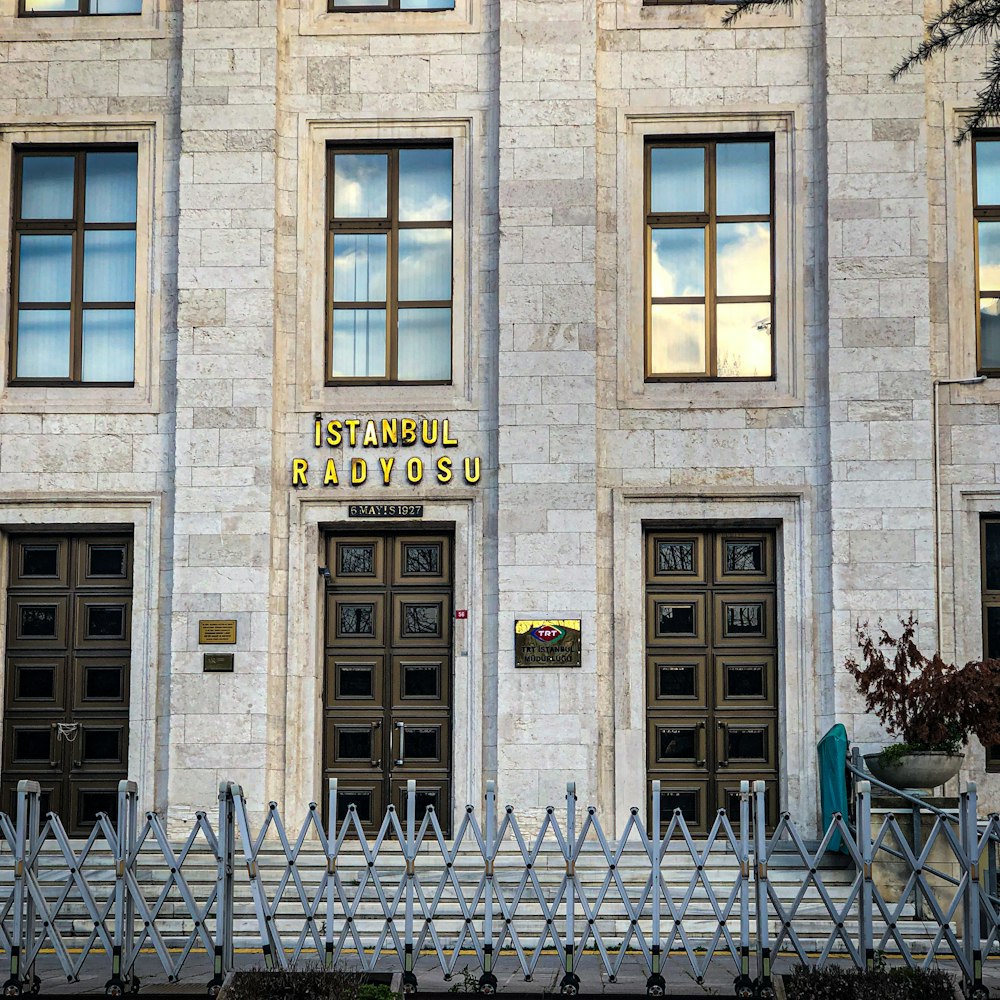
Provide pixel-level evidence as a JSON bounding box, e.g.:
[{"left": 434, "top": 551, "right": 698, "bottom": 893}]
[
  {"left": 299, "top": 0, "right": 477, "bottom": 35},
  {"left": 0, "top": 383, "right": 156, "bottom": 414},
  {"left": 621, "top": 378, "right": 800, "bottom": 410},
  {"left": 0, "top": 8, "right": 163, "bottom": 38},
  {"left": 617, "top": 0, "right": 796, "bottom": 29}
]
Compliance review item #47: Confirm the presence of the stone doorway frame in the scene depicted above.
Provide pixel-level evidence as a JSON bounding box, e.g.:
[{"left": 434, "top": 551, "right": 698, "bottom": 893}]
[{"left": 610, "top": 489, "right": 819, "bottom": 837}]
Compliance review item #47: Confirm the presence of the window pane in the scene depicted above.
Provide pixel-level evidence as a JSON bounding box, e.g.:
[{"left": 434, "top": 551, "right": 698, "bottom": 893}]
[
  {"left": 332, "top": 0, "right": 386, "bottom": 6},
  {"left": 16, "top": 310, "right": 70, "bottom": 378},
  {"left": 988, "top": 606, "right": 1000, "bottom": 659},
  {"left": 401, "top": 0, "right": 455, "bottom": 7},
  {"left": 649, "top": 303, "right": 705, "bottom": 374},
  {"left": 82, "top": 310, "right": 135, "bottom": 382},
  {"left": 650, "top": 228, "right": 704, "bottom": 298},
  {"left": 20, "top": 156, "right": 75, "bottom": 219},
  {"left": 397, "top": 308, "right": 451, "bottom": 381},
  {"left": 716, "top": 142, "right": 770, "bottom": 216},
  {"left": 649, "top": 147, "right": 704, "bottom": 213},
  {"left": 24, "top": 0, "right": 79, "bottom": 8},
  {"left": 83, "top": 231, "right": 136, "bottom": 302},
  {"left": 986, "top": 522, "right": 1000, "bottom": 591},
  {"left": 716, "top": 302, "right": 772, "bottom": 378},
  {"left": 398, "top": 229, "right": 451, "bottom": 301},
  {"left": 979, "top": 298, "right": 1000, "bottom": 369},
  {"left": 333, "top": 154, "right": 387, "bottom": 219},
  {"left": 85, "top": 151, "right": 138, "bottom": 223},
  {"left": 977, "top": 140, "right": 1000, "bottom": 205},
  {"left": 716, "top": 222, "right": 771, "bottom": 297},
  {"left": 18, "top": 235, "right": 73, "bottom": 303},
  {"left": 333, "top": 233, "right": 387, "bottom": 303},
  {"left": 399, "top": 148, "right": 452, "bottom": 222},
  {"left": 331, "top": 309, "right": 386, "bottom": 378},
  {"left": 980, "top": 222, "right": 1000, "bottom": 292},
  {"left": 91, "top": 0, "right": 142, "bottom": 10}
]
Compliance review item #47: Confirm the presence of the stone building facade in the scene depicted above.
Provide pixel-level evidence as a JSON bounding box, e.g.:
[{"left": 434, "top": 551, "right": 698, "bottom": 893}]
[{"left": 0, "top": 0, "right": 998, "bottom": 838}]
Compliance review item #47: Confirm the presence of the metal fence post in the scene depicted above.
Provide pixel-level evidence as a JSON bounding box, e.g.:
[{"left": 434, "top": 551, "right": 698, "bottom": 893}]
[
  {"left": 735, "top": 780, "right": 754, "bottom": 999},
  {"left": 4, "top": 780, "right": 40, "bottom": 996},
  {"left": 856, "top": 780, "right": 875, "bottom": 973},
  {"left": 647, "top": 780, "right": 665, "bottom": 996},
  {"left": 402, "top": 780, "right": 417, "bottom": 994},
  {"left": 209, "top": 782, "right": 235, "bottom": 996},
  {"left": 753, "top": 780, "right": 774, "bottom": 999},
  {"left": 106, "top": 779, "right": 138, "bottom": 996},
  {"left": 962, "top": 784, "right": 988, "bottom": 1000},
  {"left": 479, "top": 781, "right": 498, "bottom": 995},
  {"left": 558, "top": 782, "right": 580, "bottom": 996},
  {"left": 325, "top": 778, "right": 339, "bottom": 970}
]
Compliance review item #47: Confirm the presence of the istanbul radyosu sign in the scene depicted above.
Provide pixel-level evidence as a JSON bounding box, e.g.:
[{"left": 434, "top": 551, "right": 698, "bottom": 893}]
[
  {"left": 514, "top": 619, "right": 583, "bottom": 668},
  {"left": 290, "top": 416, "right": 481, "bottom": 488}
]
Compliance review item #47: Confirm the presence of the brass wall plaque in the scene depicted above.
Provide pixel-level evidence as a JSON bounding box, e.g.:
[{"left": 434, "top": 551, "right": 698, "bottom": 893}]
[
  {"left": 203, "top": 653, "right": 234, "bottom": 673},
  {"left": 514, "top": 620, "right": 582, "bottom": 668},
  {"left": 199, "top": 620, "right": 237, "bottom": 645}
]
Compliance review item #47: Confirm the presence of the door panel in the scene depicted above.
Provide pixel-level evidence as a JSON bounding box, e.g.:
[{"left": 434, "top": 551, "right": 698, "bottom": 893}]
[
  {"left": 646, "top": 527, "right": 779, "bottom": 835},
  {"left": 324, "top": 531, "right": 453, "bottom": 836},
  {"left": 2, "top": 534, "right": 132, "bottom": 835}
]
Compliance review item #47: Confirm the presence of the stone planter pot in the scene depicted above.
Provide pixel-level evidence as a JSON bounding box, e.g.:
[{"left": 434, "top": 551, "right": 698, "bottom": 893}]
[{"left": 864, "top": 750, "right": 964, "bottom": 792}]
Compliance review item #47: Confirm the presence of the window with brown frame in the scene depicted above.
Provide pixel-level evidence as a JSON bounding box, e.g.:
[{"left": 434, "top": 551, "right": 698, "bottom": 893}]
[
  {"left": 973, "top": 136, "right": 1000, "bottom": 375},
  {"left": 10, "top": 146, "right": 137, "bottom": 385},
  {"left": 983, "top": 516, "right": 1000, "bottom": 771},
  {"left": 328, "top": 0, "right": 453, "bottom": 10},
  {"left": 20, "top": 0, "right": 139, "bottom": 14},
  {"left": 326, "top": 144, "right": 453, "bottom": 384},
  {"left": 644, "top": 137, "right": 775, "bottom": 381}
]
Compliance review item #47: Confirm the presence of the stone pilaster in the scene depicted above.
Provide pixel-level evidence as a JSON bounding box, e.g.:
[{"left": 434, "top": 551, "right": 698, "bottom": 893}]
[
  {"left": 170, "top": 0, "right": 277, "bottom": 811},
  {"left": 496, "top": 0, "right": 599, "bottom": 810}
]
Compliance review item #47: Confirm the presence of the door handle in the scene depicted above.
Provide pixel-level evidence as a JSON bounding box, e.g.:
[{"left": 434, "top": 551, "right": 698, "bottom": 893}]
[
  {"left": 718, "top": 721, "right": 729, "bottom": 768},
  {"left": 370, "top": 720, "right": 382, "bottom": 768},
  {"left": 394, "top": 721, "right": 405, "bottom": 766},
  {"left": 696, "top": 721, "right": 706, "bottom": 767}
]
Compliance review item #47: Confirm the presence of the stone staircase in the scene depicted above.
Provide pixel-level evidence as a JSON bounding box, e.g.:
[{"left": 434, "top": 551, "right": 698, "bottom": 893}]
[{"left": 2, "top": 837, "right": 946, "bottom": 957}]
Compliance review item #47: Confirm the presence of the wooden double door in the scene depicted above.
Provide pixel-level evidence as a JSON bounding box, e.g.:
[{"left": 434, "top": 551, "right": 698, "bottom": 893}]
[
  {"left": 645, "top": 527, "right": 779, "bottom": 834},
  {"left": 2, "top": 534, "right": 132, "bottom": 835},
  {"left": 323, "top": 531, "right": 453, "bottom": 835}
]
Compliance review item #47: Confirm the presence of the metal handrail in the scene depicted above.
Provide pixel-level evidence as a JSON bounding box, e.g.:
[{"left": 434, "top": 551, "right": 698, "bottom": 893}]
[{"left": 846, "top": 744, "right": 1000, "bottom": 912}]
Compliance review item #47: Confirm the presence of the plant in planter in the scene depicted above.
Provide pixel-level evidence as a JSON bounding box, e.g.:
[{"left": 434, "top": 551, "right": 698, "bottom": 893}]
[{"left": 845, "top": 616, "right": 1000, "bottom": 791}]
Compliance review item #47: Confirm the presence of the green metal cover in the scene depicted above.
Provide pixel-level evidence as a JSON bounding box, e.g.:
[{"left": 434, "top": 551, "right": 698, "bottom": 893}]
[{"left": 818, "top": 723, "right": 849, "bottom": 854}]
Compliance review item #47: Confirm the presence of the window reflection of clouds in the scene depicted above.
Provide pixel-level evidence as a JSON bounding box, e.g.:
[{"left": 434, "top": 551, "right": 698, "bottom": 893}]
[
  {"left": 716, "top": 143, "right": 770, "bottom": 216},
  {"left": 978, "top": 141, "right": 1000, "bottom": 205},
  {"left": 397, "top": 308, "right": 451, "bottom": 381},
  {"left": 398, "top": 229, "right": 451, "bottom": 301},
  {"left": 649, "top": 147, "right": 704, "bottom": 213},
  {"left": 717, "top": 303, "right": 772, "bottom": 378},
  {"left": 716, "top": 223, "right": 771, "bottom": 298},
  {"left": 399, "top": 149, "right": 452, "bottom": 222},
  {"left": 980, "top": 222, "right": 1000, "bottom": 289},
  {"left": 333, "top": 155, "right": 387, "bottom": 219},
  {"left": 333, "top": 234, "right": 386, "bottom": 302},
  {"left": 331, "top": 309, "right": 386, "bottom": 378},
  {"left": 651, "top": 303, "right": 705, "bottom": 374},
  {"left": 650, "top": 229, "right": 704, "bottom": 298},
  {"left": 981, "top": 299, "right": 1000, "bottom": 368}
]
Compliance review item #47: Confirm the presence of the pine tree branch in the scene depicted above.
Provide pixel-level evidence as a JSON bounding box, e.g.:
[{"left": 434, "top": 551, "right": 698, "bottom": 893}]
[{"left": 721, "top": 0, "right": 794, "bottom": 28}]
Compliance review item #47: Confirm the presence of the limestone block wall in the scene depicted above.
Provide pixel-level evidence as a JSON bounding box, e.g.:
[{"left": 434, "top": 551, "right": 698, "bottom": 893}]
[
  {"left": 496, "top": 0, "right": 600, "bottom": 810},
  {"left": 823, "top": 3, "right": 937, "bottom": 751},
  {"left": 169, "top": 0, "right": 277, "bottom": 813}
]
